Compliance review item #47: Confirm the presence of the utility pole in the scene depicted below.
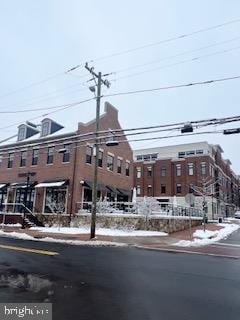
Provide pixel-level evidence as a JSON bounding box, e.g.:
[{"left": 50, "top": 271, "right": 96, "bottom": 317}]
[{"left": 85, "top": 63, "right": 110, "bottom": 239}]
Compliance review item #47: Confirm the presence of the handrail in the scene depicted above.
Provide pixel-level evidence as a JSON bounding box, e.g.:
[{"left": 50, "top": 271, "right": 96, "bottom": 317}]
[{"left": 1, "top": 203, "right": 34, "bottom": 216}]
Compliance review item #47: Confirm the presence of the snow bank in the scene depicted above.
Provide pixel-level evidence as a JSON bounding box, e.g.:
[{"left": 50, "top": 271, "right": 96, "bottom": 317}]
[
  {"left": 30, "top": 226, "right": 168, "bottom": 237},
  {"left": 1, "top": 223, "right": 22, "bottom": 227},
  {"left": 175, "top": 223, "right": 239, "bottom": 247},
  {"left": 0, "top": 230, "right": 126, "bottom": 247}
]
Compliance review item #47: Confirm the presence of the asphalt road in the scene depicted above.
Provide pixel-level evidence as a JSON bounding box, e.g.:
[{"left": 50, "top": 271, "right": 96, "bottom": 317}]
[{"left": 0, "top": 236, "right": 240, "bottom": 320}]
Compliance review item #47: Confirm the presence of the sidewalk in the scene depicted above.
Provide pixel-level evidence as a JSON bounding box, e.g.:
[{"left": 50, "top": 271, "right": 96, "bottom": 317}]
[{"left": 0, "top": 222, "right": 236, "bottom": 248}]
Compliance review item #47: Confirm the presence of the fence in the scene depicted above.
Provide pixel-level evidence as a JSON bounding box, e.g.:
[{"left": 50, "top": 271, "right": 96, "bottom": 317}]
[{"left": 76, "top": 201, "right": 203, "bottom": 217}]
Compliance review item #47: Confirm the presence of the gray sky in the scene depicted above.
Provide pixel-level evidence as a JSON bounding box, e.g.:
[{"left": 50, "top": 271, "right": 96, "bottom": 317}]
[{"left": 0, "top": 1, "right": 240, "bottom": 172}]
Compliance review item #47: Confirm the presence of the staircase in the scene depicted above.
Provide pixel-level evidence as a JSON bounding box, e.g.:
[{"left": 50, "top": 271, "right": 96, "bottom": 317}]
[{"left": 24, "top": 212, "right": 44, "bottom": 228}]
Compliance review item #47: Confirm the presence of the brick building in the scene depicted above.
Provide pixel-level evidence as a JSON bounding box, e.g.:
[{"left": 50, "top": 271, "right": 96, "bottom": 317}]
[
  {"left": 0, "top": 102, "right": 133, "bottom": 216},
  {"left": 133, "top": 142, "right": 240, "bottom": 218}
]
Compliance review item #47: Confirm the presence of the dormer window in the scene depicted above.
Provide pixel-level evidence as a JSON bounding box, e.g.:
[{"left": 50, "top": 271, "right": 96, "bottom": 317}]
[
  {"left": 18, "top": 125, "right": 26, "bottom": 141},
  {"left": 42, "top": 121, "right": 50, "bottom": 137},
  {"left": 41, "top": 118, "right": 64, "bottom": 137}
]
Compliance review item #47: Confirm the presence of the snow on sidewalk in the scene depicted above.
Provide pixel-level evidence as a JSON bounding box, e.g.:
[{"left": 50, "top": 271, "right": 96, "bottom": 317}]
[
  {"left": 0, "top": 230, "right": 127, "bottom": 247},
  {"left": 30, "top": 226, "right": 168, "bottom": 237},
  {"left": 175, "top": 223, "right": 239, "bottom": 247}
]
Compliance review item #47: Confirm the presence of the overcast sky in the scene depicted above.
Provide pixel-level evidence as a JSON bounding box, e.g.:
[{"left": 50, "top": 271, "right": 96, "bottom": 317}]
[{"left": 0, "top": 1, "right": 240, "bottom": 172}]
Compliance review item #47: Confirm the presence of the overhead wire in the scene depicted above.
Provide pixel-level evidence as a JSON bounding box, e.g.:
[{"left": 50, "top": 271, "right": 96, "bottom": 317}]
[
  {"left": 84, "top": 17, "right": 240, "bottom": 65},
  {"left": 112, "top": 36, "right": 240, "bottom": 75},
  {"left": 1, "top": 17, "right": 240, "bottom": 103},
  {"left": 0, "top": 114, "right": 239, "bottom": 154},
  {"left": 103, "top": 74, "right": 240, "bottom": 98},
  {"left": 110, "top": 45, "right": 240, "bottom": 82},
  {"left": 0, "top": 97, "right": 95, "bottom": 131}
]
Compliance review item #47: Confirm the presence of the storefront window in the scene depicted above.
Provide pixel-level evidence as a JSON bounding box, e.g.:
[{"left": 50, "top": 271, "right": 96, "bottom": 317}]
[{"left": 44, "top": 187, "right": 67, "bottom": 213}]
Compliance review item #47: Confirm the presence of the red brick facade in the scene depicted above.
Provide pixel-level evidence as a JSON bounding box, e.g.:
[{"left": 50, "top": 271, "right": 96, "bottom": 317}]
[
  {"left": 133, "top": 143, "right": 240, "bottom": 217},
  {"left": 0, "top": 102, "right": 133, "bottom": 215}
]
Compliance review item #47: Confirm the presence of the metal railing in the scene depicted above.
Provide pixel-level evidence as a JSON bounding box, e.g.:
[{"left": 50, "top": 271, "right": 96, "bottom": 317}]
[
  {"left": 0, "top": 203, "right": 34, "bottom": 215},
  {"left": 76, "top": 201, "right": 203, "bottom": 217}
]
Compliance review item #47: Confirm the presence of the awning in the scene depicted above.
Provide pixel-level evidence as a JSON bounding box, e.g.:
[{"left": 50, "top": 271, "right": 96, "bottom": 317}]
[
  {"left": 11, "top": 182, "right": 36, "bottom": 188},
  {"left": 0, "top": 184, "right": 6, "bottom": 189},
  {"left": 116, "top": 188, "right": 131, "bottom": 197},
  {"left": 35, "top": 180, "right": 67, "bottom": 188},
  {"left": 83, "top": 181, "right": 108, "bottom": 192},
  {"left": 106, "top": 186, "right": 117, "bottom": 193}
]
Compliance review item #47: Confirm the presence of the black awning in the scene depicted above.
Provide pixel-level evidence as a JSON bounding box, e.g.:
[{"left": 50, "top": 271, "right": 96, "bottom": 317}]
[
  {"left": 84, "top": 181, "right": 108, "bottom": 192},
  {"left": 116, "top": 188, "right": 131, "bottom": 196},
  {"left": 106, "top": 186, "right": 117, "bottom": 193}
]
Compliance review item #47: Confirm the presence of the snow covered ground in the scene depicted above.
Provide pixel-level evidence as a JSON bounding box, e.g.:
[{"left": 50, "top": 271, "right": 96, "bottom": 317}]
[
  {"left": 1, "top": 223, "right": 22, "bottom": 227},
  {"left": 175, "top": 223, "right": 240, "bottom": 247},
  {"left": 0, "top": 230, "right": 127, "bottom": 247},
  {"left": 30, "top": 226, "right": 168, "bottom": 237}
]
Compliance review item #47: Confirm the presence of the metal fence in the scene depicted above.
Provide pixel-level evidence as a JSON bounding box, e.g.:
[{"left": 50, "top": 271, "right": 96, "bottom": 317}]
[{"left": 76, "top": 201, "right": 203, "bottom": 217}]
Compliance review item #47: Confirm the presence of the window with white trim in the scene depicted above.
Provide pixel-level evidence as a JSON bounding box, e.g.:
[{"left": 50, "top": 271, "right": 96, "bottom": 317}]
[
  {"left": 188, "top": 163, "right": 194, "bottom": 176},
  {"left": 136, "top": 167, "right": 141, "bottom": 178},
  {"left": 107, "top": 155, "right": 114, "bottom": 171}
]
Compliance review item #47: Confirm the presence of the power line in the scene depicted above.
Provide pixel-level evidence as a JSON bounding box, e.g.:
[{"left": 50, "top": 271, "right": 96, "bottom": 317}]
[
  {"left": 0, "top": 97, "right": 95, "bottom": 131},
  {"left": 0, "top": 82, "right": 91, "bottom": 112},
  {"left": 0, "top": 88, "right": 92, "bottom": 114},
  {"left": 111, "top": 45, "right": 240, "bottom": 82},
  {"left": 1, "top": 17, "right": 240, "bottom": 103},
  {"left": 112, "top": 130, "right": 222, "bottom": 145},
  {"left": 112, "top": 36, "right": 240, "bottom": 75},
  {"left": 84, "top": 17, "right": 240, "bottom": 64},
  {"left": 1, "top": 114, "right": 239, "bottom": 153},
  {"left": 0, "top": 127, "right": 237, "bottom": 160},
  {"left": 103, "top": 74, "right": 240, "bottom": 98}
]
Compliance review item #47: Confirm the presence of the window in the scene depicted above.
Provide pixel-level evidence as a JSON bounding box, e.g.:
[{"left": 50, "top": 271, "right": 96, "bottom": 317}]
[
  {"left": 176, "top": 164, "right": 181, "bottom": 176},
  {"left": 178, "top": 152, "right": 185, "bottom": 158},
  {"left": 18, "top": 126, "right": 26, "bottom": 141},
  {"left": 86, "top": 146, "right": 92, "bottom": 164},
  {"left": 98, "top": 150, "right": 103, "bottom": 167},
  {"left": 125, "top": 161, "right": 130, "bottom": 176},
  {"left": 151, "top": 154, "right": 158, "bottom": 161},
  {"left": 136, "top": 167, "right": 141, "bottom": 178},
  {"left": 136, "top": 185, "right": 141, "bottom": 195},
  {"left": 20, "top": 151, "right": 27, "bottom": 167},
  {"left": 137, "top": 154, "right": 158, "bottom": 161},
  {"left": 188, "top": 163, "right": 194, "bottom": 176},
  {"left": 186, "top": 150, "right": 195, "bottom": 156},
  {"left": 200, "top": 162, "right": 206, "bottom": 175},
  {"left": 44, "top": 187, "right": 67, "bottom": 214},
  {"left": 160, "top": 167, "right": 167, "bottom": 177},
  {"left": 143, "top": 154, "right": 151, "bottom": 161},
  {"left": 176, "top": 183, "right": 182, "bottom": 193},
  {"left": 196, "top": 149, "right": 204, "bottom": 155},
  {"left": 63, "top": 144, "right": 70, "bottom": 163},
  {"left": 32, "top": 149, "right": 39, "bottom": 166},
  {"left": 147, "top": 167, "right": 152, "bottom": 177},
  {"left": 7, "top": 153, "right": 14, "bottom": 168},
  {"left": 161, "top": 184, "right": 166, "bottom": 194},
  {"left": 107, "top": 155, "right": 114, "bottom": 171},
  {"left": 47, "top": 147, "right": 54, "bottom": 164},
  {"left": 147, "top": 185, "right": 152, "bottom": 196},
  {"left": 42, "top": 121, "right": 50, "bottom": 137},
  {"left": 117, "top": 158, "right": 122, "bottom": 173}
]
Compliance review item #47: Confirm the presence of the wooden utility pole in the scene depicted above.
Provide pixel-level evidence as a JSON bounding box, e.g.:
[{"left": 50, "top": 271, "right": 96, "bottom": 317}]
[{"left": 85, "top": 63, "right": 110, "bottom": 239}]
